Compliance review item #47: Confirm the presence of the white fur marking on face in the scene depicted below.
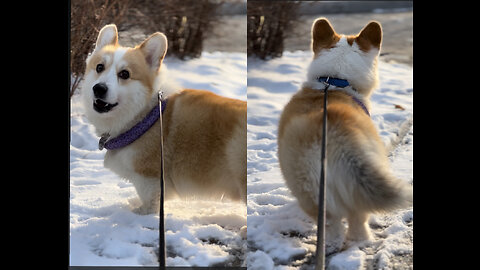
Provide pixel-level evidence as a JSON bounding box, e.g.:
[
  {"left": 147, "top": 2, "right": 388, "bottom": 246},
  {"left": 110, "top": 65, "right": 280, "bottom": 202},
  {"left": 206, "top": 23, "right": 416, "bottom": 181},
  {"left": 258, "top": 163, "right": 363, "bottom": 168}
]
[
  {"left": 90, "top": 48, "right": 129, "bottom": 105},
  {"left": 107, "top": 48, "right": 128, "bottom": 84},
  {"left": 113, "top": 48, "right": 128, "bottom": 65}
]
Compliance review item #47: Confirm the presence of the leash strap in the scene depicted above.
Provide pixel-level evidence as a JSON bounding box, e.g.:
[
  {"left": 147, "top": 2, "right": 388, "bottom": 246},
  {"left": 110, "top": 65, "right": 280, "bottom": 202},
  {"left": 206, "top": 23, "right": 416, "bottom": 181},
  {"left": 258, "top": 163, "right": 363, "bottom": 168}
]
[
  {"left": 315, "top": 79, "right": 329, "bottom": 270},
  {"left": 158, "top": 91, "right": 166, "bottom": 268}
]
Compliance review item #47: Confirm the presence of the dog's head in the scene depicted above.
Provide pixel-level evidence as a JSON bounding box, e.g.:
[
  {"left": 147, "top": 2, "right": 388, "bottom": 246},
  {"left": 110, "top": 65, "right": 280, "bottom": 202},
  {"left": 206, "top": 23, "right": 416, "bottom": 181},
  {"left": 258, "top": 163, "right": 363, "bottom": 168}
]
[
  {"left": 81, "top": 24, "right": 168, "bottom": 136},
  {"left": 307, "top": 18, "right": 382, "bottom": 97}
]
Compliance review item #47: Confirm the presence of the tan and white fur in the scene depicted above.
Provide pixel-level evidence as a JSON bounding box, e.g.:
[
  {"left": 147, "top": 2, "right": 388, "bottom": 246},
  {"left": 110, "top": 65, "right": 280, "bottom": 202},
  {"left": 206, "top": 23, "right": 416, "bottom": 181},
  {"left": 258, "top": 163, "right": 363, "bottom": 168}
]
[
  {"left": 81, "top": 24, "right": 246, "bottom": 215},
  {"left": 278, "top": 18, "right": 412, "bottom": 248}
]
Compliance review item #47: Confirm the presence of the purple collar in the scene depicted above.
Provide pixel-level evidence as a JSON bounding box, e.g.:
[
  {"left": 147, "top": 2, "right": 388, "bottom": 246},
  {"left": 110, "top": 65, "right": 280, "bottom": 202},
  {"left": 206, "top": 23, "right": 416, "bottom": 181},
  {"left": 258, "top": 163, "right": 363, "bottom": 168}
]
[
  {"left": 99, "top": 99, "right": 167, "bottom": 150},
  {"left": 350, "top": 95, "right": 370, "bottom": 117},
  {"left": 315, "top": 77, "right": 370, "bottom": 117}
]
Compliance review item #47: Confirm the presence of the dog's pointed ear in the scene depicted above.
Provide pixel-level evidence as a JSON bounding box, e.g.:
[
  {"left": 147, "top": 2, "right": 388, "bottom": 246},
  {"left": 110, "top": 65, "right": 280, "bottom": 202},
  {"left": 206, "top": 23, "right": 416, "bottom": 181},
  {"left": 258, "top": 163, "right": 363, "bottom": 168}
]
[
  {"left": 357, "top": 21, "right": 382, "bottom": 50},
  {"left": 138, "top": 32, "right": 168, "bottom": 72},
  {"left": 311, "top": 18, "right": 338, "bottom": 54},
  {"left": 95, "top": 24, "right": 118, "bottom": 52}
]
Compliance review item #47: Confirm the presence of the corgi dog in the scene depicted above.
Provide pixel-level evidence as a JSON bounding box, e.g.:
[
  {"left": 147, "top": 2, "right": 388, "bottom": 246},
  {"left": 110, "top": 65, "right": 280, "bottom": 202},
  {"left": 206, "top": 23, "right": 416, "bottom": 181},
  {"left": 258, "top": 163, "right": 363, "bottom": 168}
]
[
  {"left": 81, "top": 24, "right": 246, "bottom": 215},
  {"left": 277, "top": 18, "right": 412, "bottom": 248}
]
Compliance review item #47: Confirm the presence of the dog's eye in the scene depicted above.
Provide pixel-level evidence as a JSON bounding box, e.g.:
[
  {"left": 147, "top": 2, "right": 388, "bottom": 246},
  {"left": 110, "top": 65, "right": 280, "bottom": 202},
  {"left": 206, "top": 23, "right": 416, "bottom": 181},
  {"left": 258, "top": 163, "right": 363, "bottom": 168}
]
[
  {"left": 118, "top": 70, "right": 130, "bottom": 80},
  {"left": 96, "top": 64, "right": 104, "bottom": 73}
]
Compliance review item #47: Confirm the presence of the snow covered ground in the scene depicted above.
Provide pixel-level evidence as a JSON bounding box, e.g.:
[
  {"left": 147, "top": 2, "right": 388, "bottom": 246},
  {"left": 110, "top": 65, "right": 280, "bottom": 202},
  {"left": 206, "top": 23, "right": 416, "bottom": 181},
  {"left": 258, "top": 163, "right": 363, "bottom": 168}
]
[
  {"left": 246, "top": 51, "right": 413, "bottom": 269},
  {"left": 70, "top": 52, "right": 247, "bottom": 266},
  {"left": 70, "top": 50, "right": 412, "bottom": 268}
]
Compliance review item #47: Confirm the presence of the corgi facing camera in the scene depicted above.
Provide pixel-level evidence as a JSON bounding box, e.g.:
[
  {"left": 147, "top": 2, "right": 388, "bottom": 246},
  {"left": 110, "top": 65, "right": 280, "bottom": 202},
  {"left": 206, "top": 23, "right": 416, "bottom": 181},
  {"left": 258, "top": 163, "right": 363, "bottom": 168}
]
[{"left": 82, "top": 24, "right": 246, "bottom": 215}]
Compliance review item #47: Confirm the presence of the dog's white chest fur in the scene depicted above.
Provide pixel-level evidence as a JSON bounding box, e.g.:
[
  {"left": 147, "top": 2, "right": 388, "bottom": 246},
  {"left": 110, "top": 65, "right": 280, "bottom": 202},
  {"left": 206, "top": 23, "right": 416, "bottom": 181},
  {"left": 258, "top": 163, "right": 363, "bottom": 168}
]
[{"left": 104, "top": 146, "right": 136, "bottom": 181}]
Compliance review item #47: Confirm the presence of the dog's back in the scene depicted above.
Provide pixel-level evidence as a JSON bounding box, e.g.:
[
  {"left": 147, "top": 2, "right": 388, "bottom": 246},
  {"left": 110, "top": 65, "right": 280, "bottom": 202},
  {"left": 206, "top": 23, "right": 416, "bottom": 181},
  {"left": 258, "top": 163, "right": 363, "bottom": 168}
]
[
  {"left": 278, "top": 89, "right": 412, "bottom": 216},
  {"left": 163, "top": 89, "right": 247, "bottom": 201}
]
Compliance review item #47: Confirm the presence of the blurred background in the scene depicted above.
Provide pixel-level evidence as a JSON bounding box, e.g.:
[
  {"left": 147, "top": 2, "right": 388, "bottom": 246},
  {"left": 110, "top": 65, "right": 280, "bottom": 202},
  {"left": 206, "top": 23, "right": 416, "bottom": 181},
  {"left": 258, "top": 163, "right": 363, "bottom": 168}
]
[
  {"left": 70, "top": 0, "right": 412, "bottom": 94},
  {"left": 248, "top": 1, "right": 412, "bottom": 65},
  {"left": 70, "top": 0, "right": 246, "bottom": 97}
]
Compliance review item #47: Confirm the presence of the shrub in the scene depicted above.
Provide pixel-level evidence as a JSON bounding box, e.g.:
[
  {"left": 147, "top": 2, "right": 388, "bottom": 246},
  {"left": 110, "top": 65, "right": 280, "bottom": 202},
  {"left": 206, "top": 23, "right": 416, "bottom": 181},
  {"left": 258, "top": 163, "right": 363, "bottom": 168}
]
[
  {"left": 70, "top": 0, "right": 131, "bottom": 97},
  {"left": 247, "top": 1, "right": 300, "bottom": 59},
  {"left": 70, "top": 0, "right": 223, "bottom": 97},
  {"left": 136, "top": 0, "right": 223, "bottom": 59}
]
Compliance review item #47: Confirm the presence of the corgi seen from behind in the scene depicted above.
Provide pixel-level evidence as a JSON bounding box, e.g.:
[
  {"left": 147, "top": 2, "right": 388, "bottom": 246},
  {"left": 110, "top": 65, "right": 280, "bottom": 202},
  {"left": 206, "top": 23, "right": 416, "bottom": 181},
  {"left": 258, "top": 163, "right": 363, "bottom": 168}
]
[
  {"left": 277, "top": 18, "right": 412, "bottom": 249},
  {"left": 81, "top": 24, "right": 246, "bottom": 215}
]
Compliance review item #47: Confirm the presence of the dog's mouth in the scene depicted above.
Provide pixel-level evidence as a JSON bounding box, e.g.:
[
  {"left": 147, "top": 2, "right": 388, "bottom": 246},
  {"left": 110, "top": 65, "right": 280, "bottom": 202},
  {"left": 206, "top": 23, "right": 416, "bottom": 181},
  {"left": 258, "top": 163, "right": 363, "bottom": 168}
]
[{"left": 93, "top": 99, "right": 118, "bottom": 113}]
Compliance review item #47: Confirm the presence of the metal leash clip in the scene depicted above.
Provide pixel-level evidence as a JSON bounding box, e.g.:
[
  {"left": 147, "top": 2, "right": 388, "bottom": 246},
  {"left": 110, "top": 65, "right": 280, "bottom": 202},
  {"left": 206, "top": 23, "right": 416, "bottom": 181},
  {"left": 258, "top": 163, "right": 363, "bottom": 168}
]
[
  {"left": 321, "top": 76, "right": 331, "bottom": 88},
  {"left": 98, "top": 133, "right": 110, "bottom": 150},
  {"left": 158, "top": 90, "right": 164, "bottom": 102}
]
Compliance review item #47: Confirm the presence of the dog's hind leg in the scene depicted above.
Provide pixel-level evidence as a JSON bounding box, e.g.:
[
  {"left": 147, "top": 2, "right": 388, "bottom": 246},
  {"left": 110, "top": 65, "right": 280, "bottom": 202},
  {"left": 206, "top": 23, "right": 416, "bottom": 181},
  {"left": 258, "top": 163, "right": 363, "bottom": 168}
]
[
  {"left": 346, "top": 211, "right": 372, "bottom": 242},
  {"left": 325, "top": 211, "right": 346, "bottom": 254}
]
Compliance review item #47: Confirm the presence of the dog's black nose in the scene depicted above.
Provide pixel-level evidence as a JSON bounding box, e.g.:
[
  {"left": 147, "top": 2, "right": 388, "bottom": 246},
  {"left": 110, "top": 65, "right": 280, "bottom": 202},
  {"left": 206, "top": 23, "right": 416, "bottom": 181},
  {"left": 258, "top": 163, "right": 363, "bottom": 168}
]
[{"left": 93, "top": 83, "right": 108, "bottom": 99}]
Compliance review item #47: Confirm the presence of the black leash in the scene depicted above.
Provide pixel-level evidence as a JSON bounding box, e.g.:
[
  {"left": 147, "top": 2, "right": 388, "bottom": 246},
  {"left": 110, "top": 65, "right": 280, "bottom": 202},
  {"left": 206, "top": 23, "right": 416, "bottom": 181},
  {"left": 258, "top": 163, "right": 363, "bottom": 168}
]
[
  {"left": 158, "top": 91, "right": 166, "bottom": 269},
  {"left": 315, "top": 78, "right": 330, "bottom": 270}
]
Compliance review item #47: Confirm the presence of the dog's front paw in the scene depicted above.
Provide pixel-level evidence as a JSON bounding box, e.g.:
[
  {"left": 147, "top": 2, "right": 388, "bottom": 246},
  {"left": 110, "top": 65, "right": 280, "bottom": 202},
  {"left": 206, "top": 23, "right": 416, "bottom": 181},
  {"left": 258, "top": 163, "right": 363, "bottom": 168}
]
[
  {"left": 326, "top": 240, "right": 344, "bottom": 256},
  {"left": 239, "top": 225, "right": 247, "bottom": 239},
  {"left": 132, "top": 205, "right": 156, "bottom": 215},
  {"left": 325, "top": 220, "right": 346, "bottom": 255},
  {"left": 129, "top": 197, "right": 158, "bottom": 215},
  {"left": 346, "top": 226, "right": 372, "bottom": 242},
  {"left": 325, "top": 231, "right": 345, "bottom": 255}
]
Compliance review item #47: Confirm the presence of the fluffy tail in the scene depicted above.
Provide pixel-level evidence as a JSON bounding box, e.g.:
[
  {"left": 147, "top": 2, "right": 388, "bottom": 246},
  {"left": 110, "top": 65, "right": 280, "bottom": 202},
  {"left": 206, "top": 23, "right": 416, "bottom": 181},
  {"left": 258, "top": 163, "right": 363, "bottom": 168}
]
[{"left": 333, "top": 147, "right": 413, "bottom": 213}]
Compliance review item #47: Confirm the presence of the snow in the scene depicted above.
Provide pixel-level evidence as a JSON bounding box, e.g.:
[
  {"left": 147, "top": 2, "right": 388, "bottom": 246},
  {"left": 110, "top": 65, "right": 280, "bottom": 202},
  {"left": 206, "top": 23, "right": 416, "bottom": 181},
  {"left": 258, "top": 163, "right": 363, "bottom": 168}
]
[
  {"left": 70, "top": 50, "right": 412, "bottom": 268},
  {"left": 70, "top": 52, "right": 247, "bottom": 266},
  {"left": 246, "top": 51, "right": 413, "bottom": 269}
]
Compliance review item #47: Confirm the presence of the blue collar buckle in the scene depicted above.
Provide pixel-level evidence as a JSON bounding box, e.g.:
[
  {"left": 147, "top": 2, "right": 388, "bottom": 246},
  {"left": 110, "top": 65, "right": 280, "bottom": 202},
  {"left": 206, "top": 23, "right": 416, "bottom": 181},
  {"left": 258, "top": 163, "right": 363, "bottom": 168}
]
[{"left": 317, "top": 77, "right": 350, "bottom": 88}]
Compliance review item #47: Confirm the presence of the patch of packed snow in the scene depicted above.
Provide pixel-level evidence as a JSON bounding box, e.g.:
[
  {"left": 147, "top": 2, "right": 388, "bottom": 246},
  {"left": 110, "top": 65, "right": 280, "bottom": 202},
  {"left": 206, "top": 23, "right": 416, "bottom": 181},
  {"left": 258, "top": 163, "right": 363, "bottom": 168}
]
[
  {"left": 246, "top": 51, "right": 413, "bottom": 269},
  {"left": 70, "top": 52, "right": 247, "bottom": 266}
]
